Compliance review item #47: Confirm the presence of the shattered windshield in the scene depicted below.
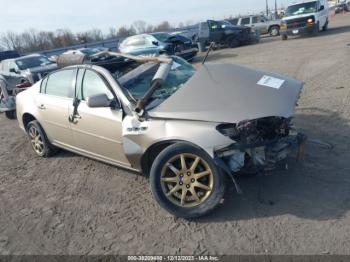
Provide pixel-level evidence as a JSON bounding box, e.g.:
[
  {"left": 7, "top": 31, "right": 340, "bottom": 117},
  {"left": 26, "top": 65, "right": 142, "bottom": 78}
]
[
  {"left": 285, "top": 2, "right": 317, "bottom": 17},
  {"left": 117, "top": 56, "right": 196, "bottom": 104},
  {"left": 15, "top": 56, "right": 53, "bottom": 70}
]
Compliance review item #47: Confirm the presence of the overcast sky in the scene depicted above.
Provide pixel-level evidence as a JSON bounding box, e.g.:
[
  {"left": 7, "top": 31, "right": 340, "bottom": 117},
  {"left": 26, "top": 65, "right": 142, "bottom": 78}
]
[{"left": 1, "top": 0, "right": 291, "bottom": 34}]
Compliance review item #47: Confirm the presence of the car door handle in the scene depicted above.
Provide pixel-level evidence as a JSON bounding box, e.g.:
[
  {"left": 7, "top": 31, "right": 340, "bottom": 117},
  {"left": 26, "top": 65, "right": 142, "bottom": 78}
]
[{"left": 38, "top": 104, "right": 46, "bottom": 110}]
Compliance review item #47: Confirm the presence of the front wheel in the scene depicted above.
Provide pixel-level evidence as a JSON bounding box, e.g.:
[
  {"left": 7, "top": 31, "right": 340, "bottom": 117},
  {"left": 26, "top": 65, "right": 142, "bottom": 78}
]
[
  {"left": 150, "top": 143, "right": 225, "bottom": 219},
  {"left": 227, "top": 37, "right": 240, "bottom": 48},
  {"left": 322, "top": 21, "right": 329, "bottom": 31}
]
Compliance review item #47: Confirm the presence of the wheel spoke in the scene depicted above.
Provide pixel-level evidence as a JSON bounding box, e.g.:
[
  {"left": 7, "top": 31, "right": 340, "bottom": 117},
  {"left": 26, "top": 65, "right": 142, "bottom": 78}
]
[
  {"left": 29, "top": 128, "right": 35, "bottom": 138},
  {"left": 161, "top": 177, "right": 178, "bottom": 183},
  {"left": 194, "top": 182, "right": 211, "bottom": 191},
  {"left": 194, "top": 170, "right": 211, "bottom": 179},
  {"left": 166, "top": 185, "right": 181, "bottom": 196},
  {"left": 189, "top": 187, "right": 200, "bottom": 203},
  {"left": 167, "top": 163, "right": 179, "bottom": 175},
  {"left": 180, "top": 154, "right": 186, "bottom": 170},
  {"left": 190, "top": 157, "right": 200, "bottom": 172},
  {"left": 180, "top": 189, "right": 187, "bottom": 206}
]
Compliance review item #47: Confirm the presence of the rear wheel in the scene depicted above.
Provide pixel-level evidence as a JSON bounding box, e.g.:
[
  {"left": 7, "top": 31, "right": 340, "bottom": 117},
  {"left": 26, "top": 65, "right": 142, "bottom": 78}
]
[
  {"left": 27, "top": 120, "right": 57, "bottom": 157},
  {"left": 150, "top": 143, "right": 225, "bottom": 219},
  {"left": 269, "top": 25, "right": 280, "bottom": 36}
]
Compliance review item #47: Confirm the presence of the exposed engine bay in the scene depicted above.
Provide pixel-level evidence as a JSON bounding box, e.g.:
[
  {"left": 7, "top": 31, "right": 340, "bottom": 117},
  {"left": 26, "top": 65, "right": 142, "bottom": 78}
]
[{"left": 216, "top": 117, "right": 306, "bottom": 175}]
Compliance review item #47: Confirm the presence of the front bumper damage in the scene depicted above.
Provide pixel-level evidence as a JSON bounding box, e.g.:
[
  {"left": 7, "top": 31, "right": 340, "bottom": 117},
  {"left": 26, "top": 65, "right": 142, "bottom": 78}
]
[{"left": 214, "top": 131, "right": 307, "bottom": 193}]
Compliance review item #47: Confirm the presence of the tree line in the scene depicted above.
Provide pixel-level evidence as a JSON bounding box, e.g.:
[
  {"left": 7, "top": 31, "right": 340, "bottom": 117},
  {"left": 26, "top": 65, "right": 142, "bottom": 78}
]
[{"left": 0, "top": 20, "right": 177, "bottom": 54}]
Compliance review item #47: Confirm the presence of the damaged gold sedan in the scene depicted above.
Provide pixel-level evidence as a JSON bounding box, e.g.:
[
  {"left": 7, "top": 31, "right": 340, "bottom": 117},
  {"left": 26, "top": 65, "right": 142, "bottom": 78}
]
[{"left": 16, "top": 52, "right": 306, "bottom": 218}]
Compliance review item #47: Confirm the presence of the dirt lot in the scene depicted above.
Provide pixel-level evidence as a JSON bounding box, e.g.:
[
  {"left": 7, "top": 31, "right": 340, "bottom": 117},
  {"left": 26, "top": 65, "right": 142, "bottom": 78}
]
[{"left": 1, "top": 13, "right": 350, "bottom": 256}]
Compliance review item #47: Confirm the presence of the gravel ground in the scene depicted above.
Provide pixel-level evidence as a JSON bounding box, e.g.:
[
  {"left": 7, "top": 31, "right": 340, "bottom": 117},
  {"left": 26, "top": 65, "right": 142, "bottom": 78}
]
[{"left": 1, "top": 13, "right": 350, "bottom": 256}]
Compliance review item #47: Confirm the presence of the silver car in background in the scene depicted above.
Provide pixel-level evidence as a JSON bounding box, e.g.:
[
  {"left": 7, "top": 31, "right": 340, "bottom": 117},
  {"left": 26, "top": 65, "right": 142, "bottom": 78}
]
[{"left": 16, "top": 53, "right": 306, "bottom": 218}]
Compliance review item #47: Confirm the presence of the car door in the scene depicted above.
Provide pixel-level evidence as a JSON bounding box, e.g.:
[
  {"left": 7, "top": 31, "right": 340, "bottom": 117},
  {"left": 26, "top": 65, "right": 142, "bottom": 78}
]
[
  {"left": 256, "top": 16, "right": 269, "bottom": 34},
  {"left": 208, "top": 20, "right": 225, "bottom": 43},
  {"left": 34, "top": 68, "right": 76, "bottom": 146},
  {"left": 69, "top": 68, "right": 131, "bottom": 167}
]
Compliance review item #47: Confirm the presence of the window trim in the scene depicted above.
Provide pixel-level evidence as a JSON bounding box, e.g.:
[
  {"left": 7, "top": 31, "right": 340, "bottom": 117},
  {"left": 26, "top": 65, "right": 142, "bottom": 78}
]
[{"left": 76, "top": 68, "right": 121, "bottom": 108}]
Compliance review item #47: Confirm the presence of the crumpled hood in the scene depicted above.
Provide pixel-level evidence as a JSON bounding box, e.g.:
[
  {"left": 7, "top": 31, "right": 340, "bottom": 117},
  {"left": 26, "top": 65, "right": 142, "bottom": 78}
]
[{"left": 148, "top": 63, "right": 303, "bottom": 123}]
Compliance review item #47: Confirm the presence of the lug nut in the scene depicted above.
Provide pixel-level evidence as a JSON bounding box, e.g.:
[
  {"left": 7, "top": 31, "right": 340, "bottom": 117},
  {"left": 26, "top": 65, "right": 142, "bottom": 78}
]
[
  {"left": 187, "top": 172, "right": 191, "bottom": 176},
  {"left": 179, "top": 182, "right": 183, "bottom": 185},
  {"left": 191, "top": 178, "right": 195, "bottom": 183},
  {"left": 179, "top": 173, "right": 183, "bottom": 177},
  {"left": 186, "top": 184, "right": 190, "bottom": 189}
]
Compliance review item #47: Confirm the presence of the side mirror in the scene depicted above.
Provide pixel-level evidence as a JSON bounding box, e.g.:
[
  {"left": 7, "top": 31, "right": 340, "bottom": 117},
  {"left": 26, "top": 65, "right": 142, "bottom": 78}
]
[
  {"left": 152, "top": 41, "right": 159, "bottom": 46},
  {"left": 87, "top": 94, "right": 111, "bottom": 108},
  {"left": 319, "top": 5, "right": 324, "bottom": 11},
  {"left": 9, "top": 68, "right": 18, "bottom": 74}
]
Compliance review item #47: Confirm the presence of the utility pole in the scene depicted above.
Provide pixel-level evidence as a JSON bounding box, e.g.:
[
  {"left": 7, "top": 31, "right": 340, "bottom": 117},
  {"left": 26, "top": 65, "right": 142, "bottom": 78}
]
[
  {"left": 275, "top": 0, "right": 278, "bottom": 16},
  {"left": 266, "top": 0, "right": 269, "bottom": 17}
]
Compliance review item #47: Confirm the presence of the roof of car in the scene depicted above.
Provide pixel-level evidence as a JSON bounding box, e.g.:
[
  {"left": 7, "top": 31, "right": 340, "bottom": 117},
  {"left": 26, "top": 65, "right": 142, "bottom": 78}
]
[
  {"left": 2, "top": 53, "right": 43, "bottom": 62},
  {"left": 289, "top": 0, "right": 319, "bottom": 6}
]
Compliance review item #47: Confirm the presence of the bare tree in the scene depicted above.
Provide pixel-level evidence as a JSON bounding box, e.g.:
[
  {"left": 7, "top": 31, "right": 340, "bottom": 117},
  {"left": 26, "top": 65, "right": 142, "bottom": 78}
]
[
  {"left": 132, "top": 20, "right": 147, "bottom": 34},
  {"left": 0, "top": 31, "right": 23, "bottom": 52},
  {"left": 153, "top": 21, "right": 172, "bottom": 32},
  {"left": 108, "top": 27, "right": 118, "bottom": 38}
]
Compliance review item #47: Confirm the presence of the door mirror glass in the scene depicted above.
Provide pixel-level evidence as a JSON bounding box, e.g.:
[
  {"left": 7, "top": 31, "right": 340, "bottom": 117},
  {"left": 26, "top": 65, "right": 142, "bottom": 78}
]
[
  {"left": 152, "top": 41, "right": 159, "bottom": 46},
  {"left": 87, "top": 94, "right": 111, "bottom": 108},
  {"left": 319, "top": 5, "right": 324, "bottom": 11}
]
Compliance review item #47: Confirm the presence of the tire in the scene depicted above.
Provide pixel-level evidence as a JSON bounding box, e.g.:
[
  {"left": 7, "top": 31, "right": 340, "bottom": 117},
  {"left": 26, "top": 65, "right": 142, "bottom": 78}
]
[
  {"left": 322, "top": 21, "right": 329, "bottom": 31},
  {"left": 5, "top": 110, "right": 16, "bottom": 120},
  {"left": 27, "top": 120, "right": 57, "bottom": 158},
  {"left": 313, "top": 22, "right": 320, "bottom": 36},
  {"left": 150, "top": 143, "right": 225, "bottom": 219},
  {"left": 227, "top": 37, "right": 240, "bottom": 48},
  {"left": 269, "top": 25, "right": 280, "bottom": 36},
  {"left": 281, "top": 34, "right": 288, "bottom": 41}
]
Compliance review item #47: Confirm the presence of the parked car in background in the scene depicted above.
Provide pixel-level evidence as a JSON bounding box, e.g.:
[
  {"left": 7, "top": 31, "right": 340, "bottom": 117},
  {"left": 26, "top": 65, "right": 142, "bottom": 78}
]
[
  {"left": 0, "top": 54, "right": 58, "bottom": 84},
  {"left": 198, "top": 20, "right": 257, "bottom": 49},
  {"left": 335, "top": 0, "right": 349, "bottom": 13},
  {"left": 16, "top": 52, "right": 306, "bottom": 218},
  {"left": 171, "top": 24, "right": 200, "bottom": 42},
  {"left": 0, "top": 74, "right": 32, "bottom": 119},
  {"left": 57, "top": 47, "right": 133, "bottom": 72},
  {"left": 0, "top": 50, "right": 20, "bottom": 62},
  {"left": 119, "top": 33, "right": 198, "bottom": 60},
  {"left": 231, "top": 15, "right": 281, "bottom": 36},
  {"left": 280, "top": 0, "right": 329, "bottom": 40}
]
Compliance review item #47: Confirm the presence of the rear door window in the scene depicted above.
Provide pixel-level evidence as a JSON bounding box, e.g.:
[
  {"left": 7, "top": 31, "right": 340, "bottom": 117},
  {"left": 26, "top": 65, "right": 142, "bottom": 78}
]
[
  {"left": 241, "top": 17, "right": 251, "bottom": 25},
  {"left": 252, "top": 16, "right": 258, "bottom": 24},
  {"left": 44, "top": 69, "right": 75, "bottom": 98}
]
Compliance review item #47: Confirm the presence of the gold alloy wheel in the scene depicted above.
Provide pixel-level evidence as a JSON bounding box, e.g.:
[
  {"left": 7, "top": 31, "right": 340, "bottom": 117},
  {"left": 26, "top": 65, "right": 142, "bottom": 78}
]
[
  {"left": 28, "top": 125, "right": 44, "bottom": 156},
  {"left": 160, "top": 153, "right": 214, "bottom": 208}
]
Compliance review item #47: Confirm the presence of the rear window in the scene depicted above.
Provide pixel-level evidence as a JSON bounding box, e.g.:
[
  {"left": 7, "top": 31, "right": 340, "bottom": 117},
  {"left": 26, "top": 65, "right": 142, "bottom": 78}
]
[
  {"left": 230, "top": 18, "right": 239, "bottom": 25},
  {"left": 241, "top": 17, "right": 251, "bottom": 25},
  {"left": 122, "top": 36, "right": 146, "bottom": 47}
]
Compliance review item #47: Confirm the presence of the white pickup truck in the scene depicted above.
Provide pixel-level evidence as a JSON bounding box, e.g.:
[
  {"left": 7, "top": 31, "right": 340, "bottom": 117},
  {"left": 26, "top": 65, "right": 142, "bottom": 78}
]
[{"left": 280, "top": 0, "right": 329, "bottom": 40}]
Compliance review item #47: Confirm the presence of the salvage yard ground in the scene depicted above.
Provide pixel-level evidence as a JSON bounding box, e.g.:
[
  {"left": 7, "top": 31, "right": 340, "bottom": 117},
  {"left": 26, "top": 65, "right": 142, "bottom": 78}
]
[{"left": 1, "top": 13, "right": 350, "bottom": 255}]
